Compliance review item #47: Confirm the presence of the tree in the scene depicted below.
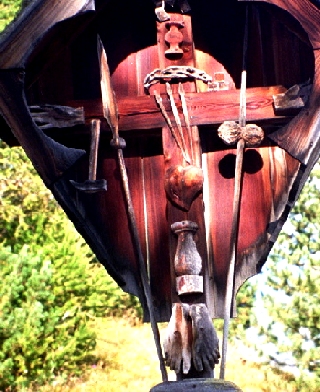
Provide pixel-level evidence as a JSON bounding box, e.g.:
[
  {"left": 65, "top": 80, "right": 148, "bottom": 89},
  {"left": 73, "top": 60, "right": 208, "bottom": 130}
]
[
  {"left": 0, "top": 0, "right": 23, "bottom": 32},
  {"left": 0, "top": 141, "right": 142, "bottom": 389},
  {"left": 257, "top": 162, "right": 320, "bottom": 390}
]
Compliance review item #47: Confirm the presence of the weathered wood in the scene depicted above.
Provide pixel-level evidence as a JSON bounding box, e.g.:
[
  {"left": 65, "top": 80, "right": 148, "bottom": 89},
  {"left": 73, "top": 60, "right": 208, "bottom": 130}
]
[
  {"left": 0, "top": 70, "right": 85, "bottom": 186},
  {"left": 68, "top": 85, "right": 286, "bottom": 131},
  {"left": 0, "top": 0, "right": 95, "bottom": 68},
  {"left": 29, "top": 104, "right": 84, "bottom": 129},
  {"left": 157, "top": 14, "right": 210, "bottom": 312},
  {"left": 143, "top": 153, "right": 172, "bottom": 322},
  {"left": 0, "top": 0, "right": 318, "bottom": 337},
  {"left": 165, "top": 165, "right": 204, "bottom": 211},
  {"left": 69, "top": 119, "right": 107, "bottom": 193},
  {"left": 164, "top": 303, "right": 219, "bottom": 376},
  {"left": 189, "top": 304, "right": 220, "bottom": 373},
  {"left": 172, "top": 221, "right": 203, "bottom": 295},
  {"left": 158, "top": 15, "right": 220, "bottom": 381},
  {"left": 98, "top": 36, "right": 119, "bottom": 133},
  {"left": 240, "top": 0, "right": 320, "bottom": 164},
  {"left": 272, "top": 83, "right": 311, "bottom": 115},
  {"left": 100, "top": 33, "right": 174, "bottom": 322},
  {"left": 164, "top": 303, "right": 191, "bottom": 374},
  {"left": 202, "top": 134, "right": 301, "bottom": 317},
  {"left": 240, "top": 0, "right": 320, "bottom": 48}
]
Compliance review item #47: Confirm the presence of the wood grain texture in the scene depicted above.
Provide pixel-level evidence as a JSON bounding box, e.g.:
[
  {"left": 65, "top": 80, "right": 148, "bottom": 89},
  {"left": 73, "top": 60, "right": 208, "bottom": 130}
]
[
  {"left": 29, "top": 104, "right": 84, "bottom": 129},
  {"left": 2, "top": 0, "right": 318, "bottom": 325},
  {"left": 0, "top": 70, "right": 85, "bottom": 185},
  {"left": 68, "top": 85, "right": 286, "bottom": 131},
  {"left": 143, "top": 154, "right": 172, "bottom": 322},
  {"left": 0, "top": 0, "right": 95, "bottom": 68},
  {"left": 203, "top": 142, "right": 300, "bottom": 317},
  {"left": 157, "top": 14, "right": 211, "bottom": 313},
  {"left": 95, "top": 148, "right": 147, "bottom": 292},
  {"left": 239, "top": 0, "right": 320, "bottom": 48},
  {"left": 93, "top": 10, "right": 306, "bottom": 319},
  {"left": 241, "top": 0, "right": 320, "bottom": 164},
  {"left": 109, "top": 40, "right": 174, "bottom": 321},
  {"left": 269, "top": 54, "right": 320, "bottom": 164}
]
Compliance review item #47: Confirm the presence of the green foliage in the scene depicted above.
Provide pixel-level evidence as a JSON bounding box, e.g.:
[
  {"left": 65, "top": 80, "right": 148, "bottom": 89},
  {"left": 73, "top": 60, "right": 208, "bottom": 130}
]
[
  {"left": 0, "top": 0, "right": 23, "bottom": 32},
  {"left": 0, "top": 245, "right": 96, "bottom": 390},
  {"left": 0, "top": 144, "right": 141, "bottom": 389},
  {"left": 258, "top": 162, "right": 320, "bottom": 390},
  {"left": 233, "top": 280, "right": 257, "bottom": 336},
  {"left": 214, "top": 280, "right": 257, "bottom": 340},
  {"left": 0, "top": 143, "right": 60, "bottom": 252}
]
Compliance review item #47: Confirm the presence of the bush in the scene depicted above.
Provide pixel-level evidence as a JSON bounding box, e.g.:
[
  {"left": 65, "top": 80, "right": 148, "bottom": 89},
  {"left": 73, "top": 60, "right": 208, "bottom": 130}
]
[
  {"left": 0, "top": 0, "right": 23, "bottom": 32},
  {"left": 0, "top": 234, "right": 141, "bottom": 390},
  {"left": 0, "top": 145, "right": 142, "bottom": 389},
  {"left": 0, "top": 245, "right": 96, "bottom": 390},
  {"left": 0, "top": 144, "right": 60, "bottom": 252}
]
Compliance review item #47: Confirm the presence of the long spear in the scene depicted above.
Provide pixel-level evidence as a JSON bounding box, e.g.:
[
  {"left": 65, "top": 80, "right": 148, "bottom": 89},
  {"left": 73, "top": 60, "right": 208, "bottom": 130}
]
[
  {"left": 97, "top": 36, "right": 168, "bottom": 382},
  {"left": 219, "top": 70, "right": 247, "bottom": 380}
]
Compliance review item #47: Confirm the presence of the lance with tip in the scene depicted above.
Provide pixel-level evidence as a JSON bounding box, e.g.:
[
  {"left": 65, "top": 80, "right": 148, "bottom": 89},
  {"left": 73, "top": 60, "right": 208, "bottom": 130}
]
[
  {"left": 219, "top": 70, "right": 247, "bottom": 380},
  {"left": 97, "top": 36, "right": 168, "bottom": 382}
]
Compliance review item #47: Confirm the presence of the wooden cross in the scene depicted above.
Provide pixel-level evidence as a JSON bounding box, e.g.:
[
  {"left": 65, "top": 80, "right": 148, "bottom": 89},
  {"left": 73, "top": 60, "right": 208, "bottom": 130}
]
[
  {"left": 61, "top": 16, "right": 289, "bottom": 325},
  {"left": 78, "top": 14, "right": 286, "bottom": 380},
  {"left": 41, "top": 13, "right": 291, "bottom": 379}
]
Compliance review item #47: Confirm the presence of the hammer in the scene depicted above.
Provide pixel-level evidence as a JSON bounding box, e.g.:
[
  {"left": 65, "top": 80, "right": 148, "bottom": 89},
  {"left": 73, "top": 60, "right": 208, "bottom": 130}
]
[{"left": 70, "top": 118, "right": 107, "bottom": 193}]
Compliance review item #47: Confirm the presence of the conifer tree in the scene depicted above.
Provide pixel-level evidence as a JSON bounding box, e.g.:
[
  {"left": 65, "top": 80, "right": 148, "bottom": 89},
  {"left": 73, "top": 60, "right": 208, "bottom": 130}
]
[{"left": 258, "top": 162, "right": 320, "bottom": 389}]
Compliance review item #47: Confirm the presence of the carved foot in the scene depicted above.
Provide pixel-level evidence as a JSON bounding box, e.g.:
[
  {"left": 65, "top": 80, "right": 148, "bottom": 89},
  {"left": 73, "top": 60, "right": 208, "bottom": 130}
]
[
  {"left": 164, "top": 303, "right": 220, "bottom": 375},
  {"left": 163, "top": 303, "right": 192, "bottom": 374},
  {"left": 189, "top": 303, "right": 220, "bottom": 372}
]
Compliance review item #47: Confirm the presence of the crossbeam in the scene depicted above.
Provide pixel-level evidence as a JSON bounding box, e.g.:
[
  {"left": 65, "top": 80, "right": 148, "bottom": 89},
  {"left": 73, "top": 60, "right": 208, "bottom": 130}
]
[{"left": 68, "top": 85, "right": 287, "bottom": 133}]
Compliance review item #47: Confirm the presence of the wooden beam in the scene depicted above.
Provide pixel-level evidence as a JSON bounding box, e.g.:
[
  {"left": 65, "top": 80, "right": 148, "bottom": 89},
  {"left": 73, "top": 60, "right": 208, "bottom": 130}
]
[
  {"left": 0, "top": 0, "right": 95, "bottom": 68},
  {"left": 69, "top": 85, "right": 286, "bottom": 132},
  {"left": 30, "top": 104, "right": 85, "bottom": 129},
  {"left": 0, "top": 69, "right": 85, "bottom": 186}
]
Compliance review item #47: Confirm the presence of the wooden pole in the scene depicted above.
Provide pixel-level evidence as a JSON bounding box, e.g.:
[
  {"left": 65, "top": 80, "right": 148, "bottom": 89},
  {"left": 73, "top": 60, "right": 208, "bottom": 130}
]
[
  {"left": 220, "top": 71, "right": 246, "bottom": 379},
  {"left": 98, "top": 36, "right": 168, "bottom": 382}
]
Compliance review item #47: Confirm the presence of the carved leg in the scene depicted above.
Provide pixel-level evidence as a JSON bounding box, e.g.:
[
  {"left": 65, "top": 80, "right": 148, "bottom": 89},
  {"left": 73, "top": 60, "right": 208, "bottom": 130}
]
[{"left": 164, "top": 221, "right": 220, "bottom": 378}]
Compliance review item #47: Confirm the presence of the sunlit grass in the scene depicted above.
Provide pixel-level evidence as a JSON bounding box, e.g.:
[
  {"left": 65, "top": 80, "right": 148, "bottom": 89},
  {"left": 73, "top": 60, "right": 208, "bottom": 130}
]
[{"left": 37, "top": 317, "right": 301, "bottom": 392}]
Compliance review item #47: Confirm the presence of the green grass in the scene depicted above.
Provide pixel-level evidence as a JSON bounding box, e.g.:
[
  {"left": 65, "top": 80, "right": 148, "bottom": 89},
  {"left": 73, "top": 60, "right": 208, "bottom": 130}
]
[{"left": 37, "top": 317, "right": 300, "bottom": 392}]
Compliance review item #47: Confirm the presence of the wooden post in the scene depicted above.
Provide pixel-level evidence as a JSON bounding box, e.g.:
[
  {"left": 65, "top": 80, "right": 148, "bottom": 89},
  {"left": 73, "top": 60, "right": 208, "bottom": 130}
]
[{"left": 155, "top": 13, "right": 219, "bottom": 380}]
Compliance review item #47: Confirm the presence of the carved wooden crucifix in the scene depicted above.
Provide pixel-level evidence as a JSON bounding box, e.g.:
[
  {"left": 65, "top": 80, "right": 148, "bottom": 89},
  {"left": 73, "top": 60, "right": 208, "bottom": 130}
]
[
  {"left": 107, "top": 12, "right": 286, "bottom": 380},
  {"left": 66, "top": 11, "right": 291, "bottom": 380},
  {"left": 1, "top": 0, "right": 319, "bottom": 389}
]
